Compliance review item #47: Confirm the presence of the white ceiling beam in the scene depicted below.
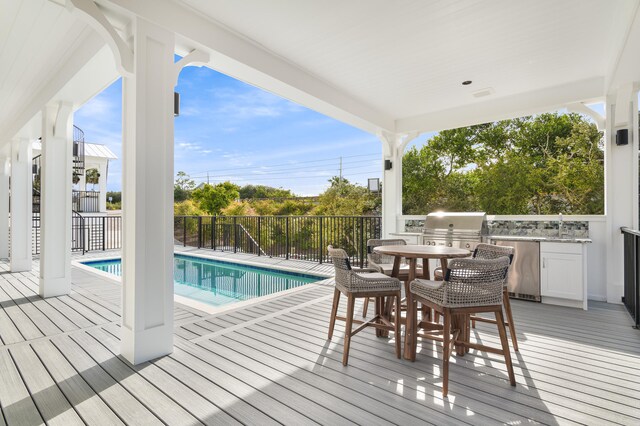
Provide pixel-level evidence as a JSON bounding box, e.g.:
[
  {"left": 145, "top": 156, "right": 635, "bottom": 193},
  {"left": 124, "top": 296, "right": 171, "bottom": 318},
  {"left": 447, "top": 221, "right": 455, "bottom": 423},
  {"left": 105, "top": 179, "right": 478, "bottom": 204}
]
[
  {"left": 396, "top": 77, "right": 605, "bottom": 133},
  {"left": 98, "top": 0, "right": 395, "bottom": 134}
]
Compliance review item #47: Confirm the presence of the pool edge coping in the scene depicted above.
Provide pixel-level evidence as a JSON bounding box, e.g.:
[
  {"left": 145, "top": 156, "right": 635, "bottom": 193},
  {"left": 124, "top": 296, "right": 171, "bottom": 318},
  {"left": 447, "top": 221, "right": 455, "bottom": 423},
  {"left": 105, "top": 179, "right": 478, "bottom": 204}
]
[{"left": 71, "top": 251, "right": 335, "bottom": 316}]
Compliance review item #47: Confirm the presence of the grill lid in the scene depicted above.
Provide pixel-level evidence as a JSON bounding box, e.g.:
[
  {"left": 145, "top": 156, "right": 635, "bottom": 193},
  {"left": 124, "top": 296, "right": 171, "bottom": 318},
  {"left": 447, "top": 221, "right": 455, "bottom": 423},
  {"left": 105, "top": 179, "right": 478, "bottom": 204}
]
[{"left": 423, "top": 212, "right": 486, "bottom": 235}]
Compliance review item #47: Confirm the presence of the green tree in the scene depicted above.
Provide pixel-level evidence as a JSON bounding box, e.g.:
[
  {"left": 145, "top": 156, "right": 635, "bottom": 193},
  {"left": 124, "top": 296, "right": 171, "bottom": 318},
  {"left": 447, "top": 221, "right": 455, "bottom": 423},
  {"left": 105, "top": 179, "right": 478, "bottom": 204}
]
[
  {"left": 314, "top": 177, "right": 380, "bottom": 216},
  {"left": 239, "top": 185, "right": 294, "bottom": 199},
  {"left": 85, "top": 168, "right": 100, "bottom": 190},
  {"left": 174, "top": 199, "right": 205, "bottom": 216},
  {"left": 402, "top": 112, "right": 604, "bottom": 215},
  {"left": 174, "top": 171, "right": 195, "bottom": 202},
  {"left": 191, "top": 181, "right": 240, "bottom": 215}
]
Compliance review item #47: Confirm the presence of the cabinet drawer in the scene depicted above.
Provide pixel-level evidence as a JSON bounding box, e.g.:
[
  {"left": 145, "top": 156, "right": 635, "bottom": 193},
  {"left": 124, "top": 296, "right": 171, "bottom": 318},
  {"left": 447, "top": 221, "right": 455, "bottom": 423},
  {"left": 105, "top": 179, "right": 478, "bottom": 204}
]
[{"left": 540, "top": 241, "right": 582, "bottom": 255}]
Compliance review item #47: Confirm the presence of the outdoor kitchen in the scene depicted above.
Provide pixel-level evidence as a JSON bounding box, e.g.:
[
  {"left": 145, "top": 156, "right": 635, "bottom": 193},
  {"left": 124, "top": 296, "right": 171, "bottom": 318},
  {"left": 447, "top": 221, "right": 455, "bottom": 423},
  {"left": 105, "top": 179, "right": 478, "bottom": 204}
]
[{"left": 391, "top": 212, "right": 596, "bottom": 310}]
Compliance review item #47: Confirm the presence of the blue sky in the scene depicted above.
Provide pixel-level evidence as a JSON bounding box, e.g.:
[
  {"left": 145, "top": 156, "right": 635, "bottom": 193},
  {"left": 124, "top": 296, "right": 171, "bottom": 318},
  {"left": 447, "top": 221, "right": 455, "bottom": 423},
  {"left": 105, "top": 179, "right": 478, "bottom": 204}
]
[{"left": 74, "top": 65, "right": 428, "bottom": 195}]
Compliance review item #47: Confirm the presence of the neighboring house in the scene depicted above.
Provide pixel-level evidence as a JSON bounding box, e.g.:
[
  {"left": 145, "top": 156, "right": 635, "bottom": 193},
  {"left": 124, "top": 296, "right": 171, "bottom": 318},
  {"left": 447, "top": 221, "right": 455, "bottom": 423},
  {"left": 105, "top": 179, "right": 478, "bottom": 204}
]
[{"left": 32, "top": 140, "right": 117, "bottom": 213}]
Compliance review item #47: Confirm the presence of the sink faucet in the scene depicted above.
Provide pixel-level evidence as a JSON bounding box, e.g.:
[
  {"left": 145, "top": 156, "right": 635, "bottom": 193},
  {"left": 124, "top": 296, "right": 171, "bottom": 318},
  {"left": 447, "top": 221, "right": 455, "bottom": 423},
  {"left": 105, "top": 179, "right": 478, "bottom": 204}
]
[{"left": 558, "top": 213, "right": 565, "bottom": 237}]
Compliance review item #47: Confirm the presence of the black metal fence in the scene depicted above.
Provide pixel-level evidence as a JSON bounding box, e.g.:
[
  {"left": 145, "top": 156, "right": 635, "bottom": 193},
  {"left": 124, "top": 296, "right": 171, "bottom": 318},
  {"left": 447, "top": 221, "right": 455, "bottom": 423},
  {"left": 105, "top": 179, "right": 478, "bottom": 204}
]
[
  {"left": 72, "top": 191, "right": 100, "bottom": 212},
  {"left": 621, "top": 227, "right": 640, "bottom": 328},
  {"left": 32, "top": 213, "right": 122, "bottom": 255},
  {"left": 174, "top": 215, "right": 382, "bottom": 267}
]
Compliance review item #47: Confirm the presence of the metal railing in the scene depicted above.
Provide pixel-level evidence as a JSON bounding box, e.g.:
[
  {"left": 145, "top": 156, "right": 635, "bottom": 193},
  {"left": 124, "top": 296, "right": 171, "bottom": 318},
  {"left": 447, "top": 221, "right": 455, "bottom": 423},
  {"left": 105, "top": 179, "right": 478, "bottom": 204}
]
[
  {"left": 174, "top": 215, "right": 382, "bottom": 267},
  {"left": 72, "top": 190, "right": 100, "bottom": 212},
  {"left": 32, "top": 214, "right": 122, "bottom": 255},
  {"left": 73, "top": 125, "right": 85, "bottom": 173},
  {"left": 621, "top": 227, "right": 640, "bottom": 328}
]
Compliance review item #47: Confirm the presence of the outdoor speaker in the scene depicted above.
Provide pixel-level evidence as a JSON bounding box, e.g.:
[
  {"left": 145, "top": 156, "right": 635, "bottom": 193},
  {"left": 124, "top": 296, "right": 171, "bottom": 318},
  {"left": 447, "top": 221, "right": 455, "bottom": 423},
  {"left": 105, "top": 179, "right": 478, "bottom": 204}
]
[
  {"left": 616, "top": 128, "right": 628, "bottom": 146},
  {"left": 174, "top": 92, "right": 180, "bottom": 117},
  {"left": 384, "top": 159, "right": 392, "bottom": 170}
]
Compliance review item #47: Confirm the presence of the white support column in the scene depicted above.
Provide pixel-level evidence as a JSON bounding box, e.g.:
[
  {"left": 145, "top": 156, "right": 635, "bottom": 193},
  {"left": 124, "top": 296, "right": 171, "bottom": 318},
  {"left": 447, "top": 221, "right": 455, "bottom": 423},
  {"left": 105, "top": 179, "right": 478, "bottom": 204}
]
[
  {"left": 605, "top": 84, "right": 639, "bottom": 304},
  {"left": 39, "top": 103, "right": 73, "bottom": 298},
  {"left": 0, "top": 156, "right": 9, "bottom": 259},
  {"left": 378, "top": 132, "right": 417, "bottom": 238},
  {"left": 98, "top": 161, "right": 107, "bottom": 212},
  {"left": 10, "top": 138, "right": 32, "bottom": 272},
  {"left": 121, "top": 18, "right": 175, "bottom": 365}
]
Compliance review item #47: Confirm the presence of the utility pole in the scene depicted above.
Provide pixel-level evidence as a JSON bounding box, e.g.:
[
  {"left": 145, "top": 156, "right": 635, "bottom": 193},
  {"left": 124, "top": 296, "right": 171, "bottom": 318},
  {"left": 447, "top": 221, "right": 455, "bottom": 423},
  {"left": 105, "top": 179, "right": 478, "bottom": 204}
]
[
  {"left": 339, "top": 156, "right": 342, "bottom": 181},
  {"left": 207, "top": 172, "right": 210, "bottom": 185}
]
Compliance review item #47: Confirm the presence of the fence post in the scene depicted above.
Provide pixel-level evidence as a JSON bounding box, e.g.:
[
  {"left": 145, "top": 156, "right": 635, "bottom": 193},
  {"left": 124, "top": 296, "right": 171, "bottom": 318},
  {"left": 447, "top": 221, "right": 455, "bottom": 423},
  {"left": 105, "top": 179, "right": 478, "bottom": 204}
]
[
  {"left": 198, "top": 216, "right": 202, "bottom": 248},
  {"left": 212, "top": 216, "right": 216, "bottom": 250},
  {"left": 359, "top": 216, "right": 365, "bottom": 268},
  {"left": 233, "top": 217, "right": 237, "bottom": 253},
  {"left": 183, "top": 217, "right": 186, "bottom": 247},
  {"left": 631, "top": 235, "right": 640, "bottom": 329},
  {"left": 319, "top": 216, "right": 323, "bottom": 264},
  {"left": 286, "top": 216, "right": 290, "bottom": 260},
  {"left": 257, "top": 216, "right": 261, "bottom": 256},
  {"left": 102, "top": 216, "right": 106, "bottom": 251}
]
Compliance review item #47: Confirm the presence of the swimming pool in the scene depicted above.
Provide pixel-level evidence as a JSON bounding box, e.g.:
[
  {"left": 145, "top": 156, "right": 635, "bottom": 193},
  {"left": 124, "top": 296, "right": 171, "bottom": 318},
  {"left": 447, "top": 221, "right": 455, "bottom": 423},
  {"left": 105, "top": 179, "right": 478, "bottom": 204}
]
[{"left": 82, "top": 254, "right": 323, "bottom": 307}]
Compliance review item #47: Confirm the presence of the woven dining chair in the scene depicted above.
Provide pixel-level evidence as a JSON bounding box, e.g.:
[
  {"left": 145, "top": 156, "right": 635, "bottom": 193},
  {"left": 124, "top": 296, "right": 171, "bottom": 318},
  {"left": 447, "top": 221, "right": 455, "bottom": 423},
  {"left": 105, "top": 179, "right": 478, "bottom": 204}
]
[
  {"left": 327, "top": 246, "right": 403, "bottom": 365},
  {"left": 362, "top": 238, "right": 422, "bottom": 317},
  {"left": 406, "top": 256, "right": 515, "bottom": 397}
]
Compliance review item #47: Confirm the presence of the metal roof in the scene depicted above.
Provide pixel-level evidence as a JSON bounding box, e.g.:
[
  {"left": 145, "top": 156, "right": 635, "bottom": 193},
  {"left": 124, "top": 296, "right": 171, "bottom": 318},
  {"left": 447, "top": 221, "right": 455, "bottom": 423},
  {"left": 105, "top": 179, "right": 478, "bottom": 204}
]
[{"left": 32, "top": 140, "right": 117, "bottom": 160}]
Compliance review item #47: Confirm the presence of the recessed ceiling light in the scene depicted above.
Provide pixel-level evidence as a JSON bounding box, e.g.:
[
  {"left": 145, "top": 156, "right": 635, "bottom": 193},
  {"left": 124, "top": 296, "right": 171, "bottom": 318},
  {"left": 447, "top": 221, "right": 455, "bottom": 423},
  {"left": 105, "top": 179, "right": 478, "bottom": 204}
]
[{"left": 462, "top": 80, "right": 472, "bottom": 85}]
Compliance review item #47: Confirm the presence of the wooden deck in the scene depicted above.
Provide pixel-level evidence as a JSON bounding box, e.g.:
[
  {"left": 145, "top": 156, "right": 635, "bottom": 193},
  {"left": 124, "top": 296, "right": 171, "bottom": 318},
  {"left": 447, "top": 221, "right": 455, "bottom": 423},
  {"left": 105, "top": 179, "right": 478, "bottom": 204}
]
[{"left": 1, "top": 252, "right": 639, "bottom": 425}]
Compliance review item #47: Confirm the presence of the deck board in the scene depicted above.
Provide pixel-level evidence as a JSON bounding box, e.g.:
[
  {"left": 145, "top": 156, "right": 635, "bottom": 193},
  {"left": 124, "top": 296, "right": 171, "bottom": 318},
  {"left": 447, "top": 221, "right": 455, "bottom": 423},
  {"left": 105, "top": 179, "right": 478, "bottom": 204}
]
[
  {"left": 8, "top": 344, "right": 84, "bottom": 426},
  {"left": 0, "top": 253, "right": 638, "bottom": 425}
]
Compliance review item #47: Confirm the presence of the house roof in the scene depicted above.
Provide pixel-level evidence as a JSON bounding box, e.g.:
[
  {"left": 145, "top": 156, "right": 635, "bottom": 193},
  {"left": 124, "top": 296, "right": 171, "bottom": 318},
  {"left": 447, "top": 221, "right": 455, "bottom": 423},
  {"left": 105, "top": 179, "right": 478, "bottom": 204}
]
[{"left": 32, "top": 140, "right": 117, "bottom": 160}]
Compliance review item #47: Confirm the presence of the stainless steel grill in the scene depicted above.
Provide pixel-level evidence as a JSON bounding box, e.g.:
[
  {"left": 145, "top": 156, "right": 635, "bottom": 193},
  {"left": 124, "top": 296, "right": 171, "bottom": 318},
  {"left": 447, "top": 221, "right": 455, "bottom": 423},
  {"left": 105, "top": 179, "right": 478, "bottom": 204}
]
[{"left": 422, "top": 211, "right": 486, "bottom": 251}]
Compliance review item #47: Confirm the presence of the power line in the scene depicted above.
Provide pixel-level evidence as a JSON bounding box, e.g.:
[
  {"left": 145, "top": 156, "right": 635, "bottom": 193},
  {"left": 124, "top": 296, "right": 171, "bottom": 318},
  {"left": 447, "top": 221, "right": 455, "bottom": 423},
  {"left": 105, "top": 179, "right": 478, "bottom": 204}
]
[
  {"left": 180, "top": 152, "right": 379, "bottom": 177},
  {"left": 190, "top": 169, "right": 380, "bottom": 183},
  {"left": 189, "top": 162, "right": 379, "bottom": 180}
]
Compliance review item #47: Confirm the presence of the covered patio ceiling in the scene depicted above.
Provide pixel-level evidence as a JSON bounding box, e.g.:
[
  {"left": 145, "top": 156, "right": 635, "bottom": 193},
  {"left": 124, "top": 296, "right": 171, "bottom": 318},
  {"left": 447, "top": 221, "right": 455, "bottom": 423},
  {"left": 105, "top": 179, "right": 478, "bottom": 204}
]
[{"left": 2, "top": 0, "right": 640, "bottom": 146}]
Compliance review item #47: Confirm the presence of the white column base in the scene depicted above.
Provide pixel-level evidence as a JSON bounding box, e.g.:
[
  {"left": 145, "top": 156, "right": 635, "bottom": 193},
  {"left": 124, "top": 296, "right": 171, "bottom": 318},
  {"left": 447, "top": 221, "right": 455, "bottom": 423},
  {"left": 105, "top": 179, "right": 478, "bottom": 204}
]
[
  {"left": 121, "top": 324, "right": 174, "bottom": 365},
  {"left": 10, "top": 258, "right": 32, "bottom": 273},
  {"left": 39, "top": 276, "right": 72, "bottom": 298}
]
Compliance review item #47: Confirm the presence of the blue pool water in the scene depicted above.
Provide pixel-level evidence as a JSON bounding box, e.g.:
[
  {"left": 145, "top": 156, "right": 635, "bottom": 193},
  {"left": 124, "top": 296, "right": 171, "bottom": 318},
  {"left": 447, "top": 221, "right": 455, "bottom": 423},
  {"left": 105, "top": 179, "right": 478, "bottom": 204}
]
[{"left": 83, "top": 254, "right": 322, "bottom": 307}]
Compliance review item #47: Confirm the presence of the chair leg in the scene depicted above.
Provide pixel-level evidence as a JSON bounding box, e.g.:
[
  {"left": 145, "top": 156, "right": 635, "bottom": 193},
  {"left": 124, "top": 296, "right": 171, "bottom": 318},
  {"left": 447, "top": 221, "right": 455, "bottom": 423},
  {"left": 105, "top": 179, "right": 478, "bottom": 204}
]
[
  {"left": 404, "top": 293, "right": 417, "bottom": 361},
  {"left": 442, "top": 308, "right": 452, "bottom": 397},
  {"left": 503, "top": 288, "right": 519, "bottom": 352},
  {"left": 394, "top": 291, "right": 402, "bottom": 358},
  {"left": 328, "top": 289, "right": 341, "bottom": 339},
  {"left": 495, "top": 309, "right": 516, "bottom": 387},
  {"left": 342, "top": 294, "right": 356, "bottom": 366},
  {"left": 362, "top": 297, "right": 369, "bottom": 317},
  {"left": 465, "top": 314, "right": 471, "bottom": 354}
]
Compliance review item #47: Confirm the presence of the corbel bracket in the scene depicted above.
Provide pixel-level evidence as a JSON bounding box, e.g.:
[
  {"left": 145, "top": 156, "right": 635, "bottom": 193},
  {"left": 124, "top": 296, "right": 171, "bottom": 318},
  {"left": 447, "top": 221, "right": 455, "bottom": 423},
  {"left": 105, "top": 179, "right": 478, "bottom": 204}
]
[
  {"left": 566, "top": 102, "right": 605, "bottom": 130},
  {"left": 66, "top": 0, "right": 134, "bottom": 77},
  {"left": 53, "top": 102, "right": 73, "bottom": 139},
  {"left": 173, "top": 49, "right": 210, "bottom": 87}
]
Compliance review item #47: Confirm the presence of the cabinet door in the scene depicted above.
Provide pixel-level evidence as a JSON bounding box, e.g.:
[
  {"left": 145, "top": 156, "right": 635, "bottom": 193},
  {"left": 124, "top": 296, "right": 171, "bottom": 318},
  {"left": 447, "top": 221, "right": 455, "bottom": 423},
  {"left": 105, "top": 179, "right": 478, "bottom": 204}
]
[{"left": 540, "top": 253, "right": 582, "bottom": 300}]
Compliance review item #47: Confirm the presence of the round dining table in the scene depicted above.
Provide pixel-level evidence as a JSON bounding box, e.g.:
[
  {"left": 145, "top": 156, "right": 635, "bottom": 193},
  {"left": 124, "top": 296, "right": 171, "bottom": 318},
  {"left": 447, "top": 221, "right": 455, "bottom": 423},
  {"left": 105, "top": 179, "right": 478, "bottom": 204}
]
[
  {"left": 373, "top": 244, "right": 471, "bottom": 284},
  {"left": 373, "top": 244, "right": 471, "bottom": 359}
]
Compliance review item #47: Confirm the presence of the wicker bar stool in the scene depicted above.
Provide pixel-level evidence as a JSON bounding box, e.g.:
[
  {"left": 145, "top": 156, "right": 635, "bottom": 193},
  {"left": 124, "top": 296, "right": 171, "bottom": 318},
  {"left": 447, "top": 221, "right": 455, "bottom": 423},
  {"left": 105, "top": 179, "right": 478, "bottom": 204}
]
[
  {"left": 407, "top": 256, "right": 516, "bottom": 397},
  {"left": 434, "top": 243, "right": 518, "bottom": 351},
  {"left": 363, "top": 238, "right": 423, "bottom": 317},
  {"left": 327, "top": 246, "right": 403, "bottom": 365}
]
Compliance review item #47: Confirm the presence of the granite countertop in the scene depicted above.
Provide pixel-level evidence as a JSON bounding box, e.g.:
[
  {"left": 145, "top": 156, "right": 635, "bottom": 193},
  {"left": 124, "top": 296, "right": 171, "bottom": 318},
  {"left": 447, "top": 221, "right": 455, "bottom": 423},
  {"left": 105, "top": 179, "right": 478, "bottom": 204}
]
[
  {"left": 389, "top": 232, "right": 423, "bottom": 236},
  {"left": 487, "top": 235, "right": 592, "bottom": 243}
]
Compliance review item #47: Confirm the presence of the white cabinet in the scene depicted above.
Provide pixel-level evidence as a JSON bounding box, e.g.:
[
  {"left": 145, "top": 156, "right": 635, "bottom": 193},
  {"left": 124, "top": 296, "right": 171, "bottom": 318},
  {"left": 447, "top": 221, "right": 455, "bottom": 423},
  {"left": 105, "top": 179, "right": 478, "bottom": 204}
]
[{"left": 540, "top": 242, "right": 588, "bottom": 310}]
